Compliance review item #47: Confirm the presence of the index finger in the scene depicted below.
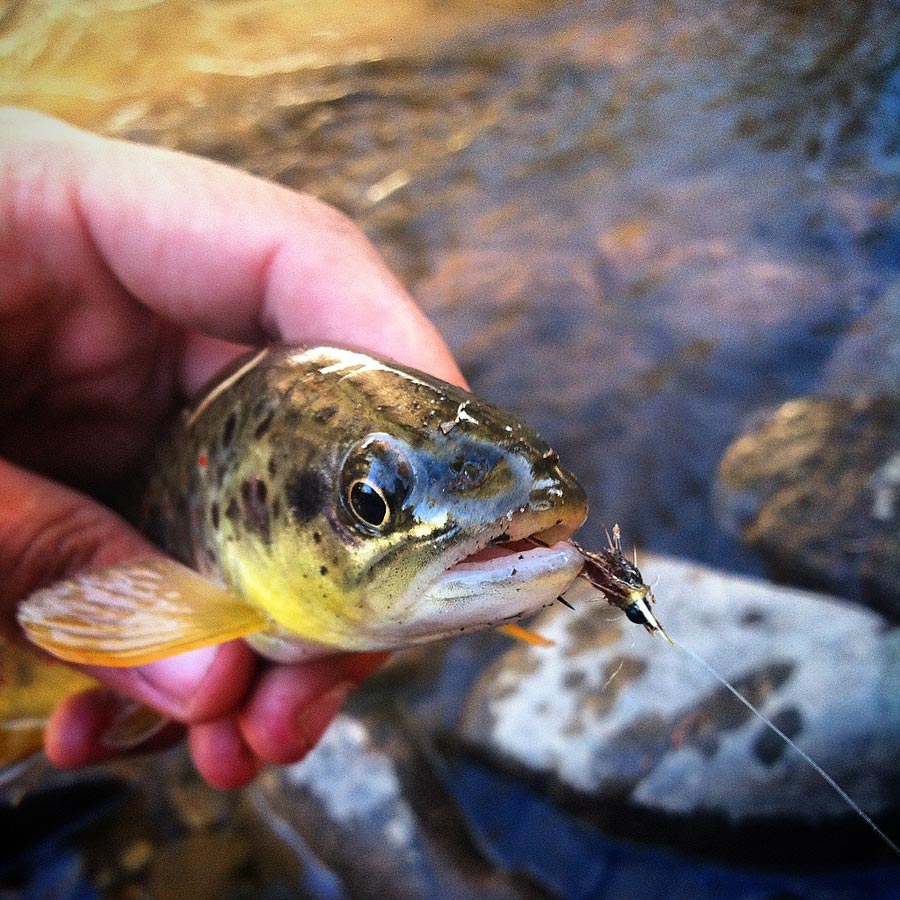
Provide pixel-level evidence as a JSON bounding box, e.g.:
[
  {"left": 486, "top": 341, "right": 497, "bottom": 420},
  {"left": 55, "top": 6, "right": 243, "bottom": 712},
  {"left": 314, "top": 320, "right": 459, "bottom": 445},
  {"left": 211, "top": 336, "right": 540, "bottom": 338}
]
[{"left": 1, "top": 108, "right": 464, "bottom": 386}]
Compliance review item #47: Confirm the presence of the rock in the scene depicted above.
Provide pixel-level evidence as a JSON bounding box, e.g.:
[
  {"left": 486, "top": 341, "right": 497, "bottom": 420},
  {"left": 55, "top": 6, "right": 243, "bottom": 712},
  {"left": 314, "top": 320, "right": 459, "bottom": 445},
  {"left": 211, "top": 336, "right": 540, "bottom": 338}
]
[
  {"left": 823, "top": 280, "right": 900, "bottom": 398},
  {"left": 457, "top": 555, "right": 900, "bottom": 866},
  {"left": 715, "top": 395, "right": 900, "bottom": 617},
  {"left": 249, "top": 713, "right": 546, "bottom": 900}
]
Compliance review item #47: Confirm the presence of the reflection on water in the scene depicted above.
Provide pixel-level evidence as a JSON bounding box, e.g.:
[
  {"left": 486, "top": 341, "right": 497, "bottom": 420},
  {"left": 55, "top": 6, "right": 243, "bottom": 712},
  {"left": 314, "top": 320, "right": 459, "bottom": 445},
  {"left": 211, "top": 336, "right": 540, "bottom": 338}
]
[
  {"left": 0, "top": 0, "right": 559, "bottom": 121},
  {"left": 728, "top": 0, "right": 900, "bottom": 173}
]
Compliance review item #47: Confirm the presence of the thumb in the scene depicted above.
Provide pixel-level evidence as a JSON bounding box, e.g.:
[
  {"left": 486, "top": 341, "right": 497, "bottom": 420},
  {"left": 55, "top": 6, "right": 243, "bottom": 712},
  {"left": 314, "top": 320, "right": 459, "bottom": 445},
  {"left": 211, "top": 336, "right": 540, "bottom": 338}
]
[{"left": 0, "top": 459, "right": 254, "bottom": 723}]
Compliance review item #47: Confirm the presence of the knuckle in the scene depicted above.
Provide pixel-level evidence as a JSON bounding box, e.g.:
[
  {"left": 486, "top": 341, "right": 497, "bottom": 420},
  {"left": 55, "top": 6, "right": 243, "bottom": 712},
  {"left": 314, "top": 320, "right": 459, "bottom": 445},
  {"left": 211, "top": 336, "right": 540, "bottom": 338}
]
[{"left": 0, "top": 475, "right": 138, "bottom": 623}]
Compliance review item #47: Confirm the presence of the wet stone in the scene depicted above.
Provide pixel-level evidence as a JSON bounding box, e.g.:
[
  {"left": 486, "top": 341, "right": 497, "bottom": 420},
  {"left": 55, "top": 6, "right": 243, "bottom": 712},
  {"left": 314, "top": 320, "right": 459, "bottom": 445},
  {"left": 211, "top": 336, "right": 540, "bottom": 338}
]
[
  {"left": 249, "top": 714, "right": 545, "bottom": 900},
  {"left": 715, "top": 395, "right": 900, "bottom": 618},
  {"left": 456, "top": 555, "right": 900, "bottom": 865},
  {"left": 753, "top": 706, "right": 804, "bottom": 767},
  {"left": 823, "top": 280, "right": 900, "bottom": 399}
]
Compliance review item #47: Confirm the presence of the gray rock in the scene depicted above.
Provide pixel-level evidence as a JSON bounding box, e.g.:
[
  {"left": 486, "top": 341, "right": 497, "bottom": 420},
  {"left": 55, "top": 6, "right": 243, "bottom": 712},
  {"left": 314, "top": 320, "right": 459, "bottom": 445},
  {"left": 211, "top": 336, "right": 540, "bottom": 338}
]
[
  {"left": 250, "top": 713, "right": 546, "bottom": 900},
  {"left": 457, "top": 555, "right": 900, "bottom": 864},
  {"left": 824, "top": 281, "right": 900, "bottom": 397},
  {"left": 715, "top": 395, "right": 900, "bottom": 617}
]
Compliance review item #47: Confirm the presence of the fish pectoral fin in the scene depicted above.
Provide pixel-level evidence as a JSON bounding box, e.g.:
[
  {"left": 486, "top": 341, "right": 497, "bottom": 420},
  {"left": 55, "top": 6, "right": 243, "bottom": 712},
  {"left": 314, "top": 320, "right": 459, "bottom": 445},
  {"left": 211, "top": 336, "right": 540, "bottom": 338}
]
[
  {"left": 500, "top": 623, "right": 555, "bottom": 647},
  {"left": 17, "top": 558, "right": 267, "bottom": 667}
]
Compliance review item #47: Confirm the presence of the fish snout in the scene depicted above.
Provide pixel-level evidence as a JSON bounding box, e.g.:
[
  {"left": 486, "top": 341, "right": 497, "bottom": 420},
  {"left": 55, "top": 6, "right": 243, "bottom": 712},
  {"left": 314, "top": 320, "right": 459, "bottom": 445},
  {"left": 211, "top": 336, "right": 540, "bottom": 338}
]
[{"left": 526, "top": 451, "right": 588, "bottom": 539}]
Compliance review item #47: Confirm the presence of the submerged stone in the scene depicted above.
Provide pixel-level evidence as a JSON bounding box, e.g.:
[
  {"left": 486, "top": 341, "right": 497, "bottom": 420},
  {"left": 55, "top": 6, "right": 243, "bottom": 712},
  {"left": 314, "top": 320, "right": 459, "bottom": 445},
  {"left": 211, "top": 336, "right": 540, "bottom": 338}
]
[
  {"left": 250, "top": 714, "right": 546, "bottom": 900},
  {"left": 716, "top": 395, "right": 900, "bottom": 618}
]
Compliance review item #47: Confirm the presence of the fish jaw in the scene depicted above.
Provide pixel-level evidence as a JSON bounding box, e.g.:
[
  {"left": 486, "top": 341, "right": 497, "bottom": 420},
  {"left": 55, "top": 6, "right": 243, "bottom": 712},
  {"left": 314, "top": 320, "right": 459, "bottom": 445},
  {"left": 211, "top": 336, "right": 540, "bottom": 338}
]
[{"left": 390, "top": 539, "right": 583, "bottom": 643}]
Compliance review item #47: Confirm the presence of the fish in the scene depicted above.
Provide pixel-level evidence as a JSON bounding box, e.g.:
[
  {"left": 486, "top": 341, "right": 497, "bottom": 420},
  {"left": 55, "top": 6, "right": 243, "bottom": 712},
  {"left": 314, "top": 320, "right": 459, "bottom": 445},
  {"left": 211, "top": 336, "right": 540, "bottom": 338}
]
[
  {"left": 15, "top": 344, "right": 596, "bottom": 668},
  {"left": 3, "top": 345, "right": 662, "bottom": 770}
]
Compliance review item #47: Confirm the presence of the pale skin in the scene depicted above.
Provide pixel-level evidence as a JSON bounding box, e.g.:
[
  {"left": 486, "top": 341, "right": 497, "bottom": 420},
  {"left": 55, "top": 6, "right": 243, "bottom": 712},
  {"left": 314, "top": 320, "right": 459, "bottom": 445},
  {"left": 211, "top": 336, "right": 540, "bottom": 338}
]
[{"left": 0, "top": 107, "right": 466, "bottom": 789}]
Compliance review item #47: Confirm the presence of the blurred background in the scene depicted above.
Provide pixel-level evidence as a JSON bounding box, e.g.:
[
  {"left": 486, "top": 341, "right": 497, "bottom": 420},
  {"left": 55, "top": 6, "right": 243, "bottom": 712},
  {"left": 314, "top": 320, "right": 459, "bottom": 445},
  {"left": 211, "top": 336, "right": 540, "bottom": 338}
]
[{"left": 2, "top": 1, "right": 900, "bottom": 898}]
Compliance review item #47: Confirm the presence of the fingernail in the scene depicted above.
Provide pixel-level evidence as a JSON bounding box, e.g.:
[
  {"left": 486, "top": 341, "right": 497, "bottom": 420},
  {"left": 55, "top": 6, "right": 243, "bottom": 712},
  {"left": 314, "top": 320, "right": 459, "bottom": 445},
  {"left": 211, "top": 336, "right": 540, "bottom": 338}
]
[
  {"left": 137, "top": 646, "right": 219, "bottom": 702},
  {"left": 296, "top": 681, "right": 354, "bottom": 749},
  {"left": 101, "top": 700, "right": 170, "bottom": 750}
]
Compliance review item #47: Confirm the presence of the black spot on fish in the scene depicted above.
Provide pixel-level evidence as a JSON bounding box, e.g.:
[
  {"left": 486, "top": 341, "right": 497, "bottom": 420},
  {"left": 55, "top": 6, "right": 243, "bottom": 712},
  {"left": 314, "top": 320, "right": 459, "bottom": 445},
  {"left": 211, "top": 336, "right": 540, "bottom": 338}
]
[
  {"left": 241, "top": 477, "right": 270, "bottom": 542},
  {"left": 174, "top": 493, "right": 190, "bottom": 541},
  {"left": 225, "top": 497, "right": 240, "bottom": 523},
  {"left": 313, "top": 531, "right": 322, "bottom": 544},
  {"left": 254, "top": 409, "right": 275, "bottom": 439},
  {"left": 288, "top": 470, "right": 326, "bottom": 523},
  {"left": 272, "top": 497, "right": 282, "bottom": 520},
  {"left": 142, "top": 503, "right": 167, "bottom": 547},
  {"left": 211, "top": 502, "right": 220, "bottom": 530},
  {"left": 268, "top": 456, "right": 278, "bottom": 477},
  {"left": 752, "top": 706, "right": 804, "bottom": 767},
  {"left": 222, "top": 413, "right": 237, "bottom": 447},
  {"left": 314, "top": 405, "right": 337, "bottom": 424},
  {"left": 320, "top": 565, "right": 328, "bottom": 576}
]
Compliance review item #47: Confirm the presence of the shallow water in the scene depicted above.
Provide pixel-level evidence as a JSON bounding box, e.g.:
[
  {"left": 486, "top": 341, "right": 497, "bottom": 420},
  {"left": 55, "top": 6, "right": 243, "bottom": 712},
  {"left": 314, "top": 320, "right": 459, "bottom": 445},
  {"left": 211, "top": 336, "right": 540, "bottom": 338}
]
[
  {"left": 3, "top": 0, "right": 899, "bottom": 575},
  {"left": 2, "top": 0, "right": 900, "bottom": 896}
]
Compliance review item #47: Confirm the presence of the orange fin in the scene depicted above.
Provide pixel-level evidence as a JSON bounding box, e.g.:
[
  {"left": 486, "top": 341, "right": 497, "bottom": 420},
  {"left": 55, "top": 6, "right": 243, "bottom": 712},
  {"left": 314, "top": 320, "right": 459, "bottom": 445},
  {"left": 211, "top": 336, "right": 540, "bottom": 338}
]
[
  {"left": 17, "top": 558, "right": 267, "bottom": 667},
  {"left": 0, "top": 641, "right": 96, "bottom": 768},
  {"left": 500, "top": 623, "right": 555, "bottom": 647}
]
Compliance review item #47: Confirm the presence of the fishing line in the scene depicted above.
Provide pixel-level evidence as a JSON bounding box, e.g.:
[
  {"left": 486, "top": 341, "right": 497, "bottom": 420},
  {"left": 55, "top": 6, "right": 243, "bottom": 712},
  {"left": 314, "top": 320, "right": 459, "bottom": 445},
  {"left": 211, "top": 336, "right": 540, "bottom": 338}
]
[{"left": 668, "top": 633, "right": 900, "bottom": 860}]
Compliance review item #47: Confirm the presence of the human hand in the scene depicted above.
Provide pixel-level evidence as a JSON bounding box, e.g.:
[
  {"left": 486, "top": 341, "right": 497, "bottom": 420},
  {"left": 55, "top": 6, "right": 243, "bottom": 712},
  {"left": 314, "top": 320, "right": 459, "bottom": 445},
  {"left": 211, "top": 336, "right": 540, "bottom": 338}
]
[{"left": 0, "top": 107, "right": 465, "bottom": 788}]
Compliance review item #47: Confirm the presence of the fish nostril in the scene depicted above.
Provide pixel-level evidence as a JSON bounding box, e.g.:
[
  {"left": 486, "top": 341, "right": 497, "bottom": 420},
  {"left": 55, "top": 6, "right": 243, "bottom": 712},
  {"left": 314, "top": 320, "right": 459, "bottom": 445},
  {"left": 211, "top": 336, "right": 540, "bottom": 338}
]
[
  {"left": 447, "top": 457, "right": 490, "bottom": 491},
  {"left": 541, "top": 449, "right": 560, "bottom": 468}
]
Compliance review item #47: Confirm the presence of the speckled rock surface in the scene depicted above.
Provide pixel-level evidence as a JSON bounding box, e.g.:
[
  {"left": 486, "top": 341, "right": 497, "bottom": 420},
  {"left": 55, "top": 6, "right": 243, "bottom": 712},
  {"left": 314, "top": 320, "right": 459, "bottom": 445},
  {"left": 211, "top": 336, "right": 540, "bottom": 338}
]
[
  {"left": 715, "top": 396, "right": 900, "bottom": 618},
  {"left": 457, "top": 555, "right": 900, "bottom": 865}
]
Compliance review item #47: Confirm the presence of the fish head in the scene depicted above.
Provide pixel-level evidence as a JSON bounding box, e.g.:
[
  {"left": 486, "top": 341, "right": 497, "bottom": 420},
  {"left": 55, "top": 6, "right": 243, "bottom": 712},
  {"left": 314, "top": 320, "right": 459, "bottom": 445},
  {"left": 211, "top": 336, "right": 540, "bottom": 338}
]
[{"left": 221, "top": 347, "right": 588, "bottom": 650}]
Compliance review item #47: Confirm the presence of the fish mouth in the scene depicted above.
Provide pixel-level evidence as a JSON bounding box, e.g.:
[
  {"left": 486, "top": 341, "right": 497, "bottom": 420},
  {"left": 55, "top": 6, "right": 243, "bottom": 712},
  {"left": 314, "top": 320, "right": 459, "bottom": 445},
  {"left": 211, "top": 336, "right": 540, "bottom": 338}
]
[
  {"left": 435, "top": 523, "right": 582, "bottom": 602},
  {"left": 386, "top": 519, "right": 584, "bottom": 644}
]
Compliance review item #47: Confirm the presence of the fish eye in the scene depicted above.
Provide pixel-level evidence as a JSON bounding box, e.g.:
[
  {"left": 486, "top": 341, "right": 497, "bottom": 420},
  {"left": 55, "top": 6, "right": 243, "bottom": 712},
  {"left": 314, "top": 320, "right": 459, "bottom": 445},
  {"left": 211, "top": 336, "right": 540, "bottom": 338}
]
[
  {"left": 340, "top": 434, "right": 413, "bottom": 534},
  {"left": 348, "top": 479, "right": 390, "bottom": 529}
]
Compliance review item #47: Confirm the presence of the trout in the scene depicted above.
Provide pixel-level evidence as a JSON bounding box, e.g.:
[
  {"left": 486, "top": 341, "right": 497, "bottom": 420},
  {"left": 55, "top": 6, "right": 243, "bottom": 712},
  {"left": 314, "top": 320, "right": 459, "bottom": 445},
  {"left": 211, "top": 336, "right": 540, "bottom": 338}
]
[{"left": 5, "top": 345, "right": 661, "bottom": 765}]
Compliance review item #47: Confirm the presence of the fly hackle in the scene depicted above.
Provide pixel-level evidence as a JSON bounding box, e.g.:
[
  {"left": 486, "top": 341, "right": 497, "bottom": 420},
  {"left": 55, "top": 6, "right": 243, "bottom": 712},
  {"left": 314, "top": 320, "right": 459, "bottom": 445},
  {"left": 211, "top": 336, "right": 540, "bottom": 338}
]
[{"left": 572, "top": 524, "right": 670, "bottom": 641}]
